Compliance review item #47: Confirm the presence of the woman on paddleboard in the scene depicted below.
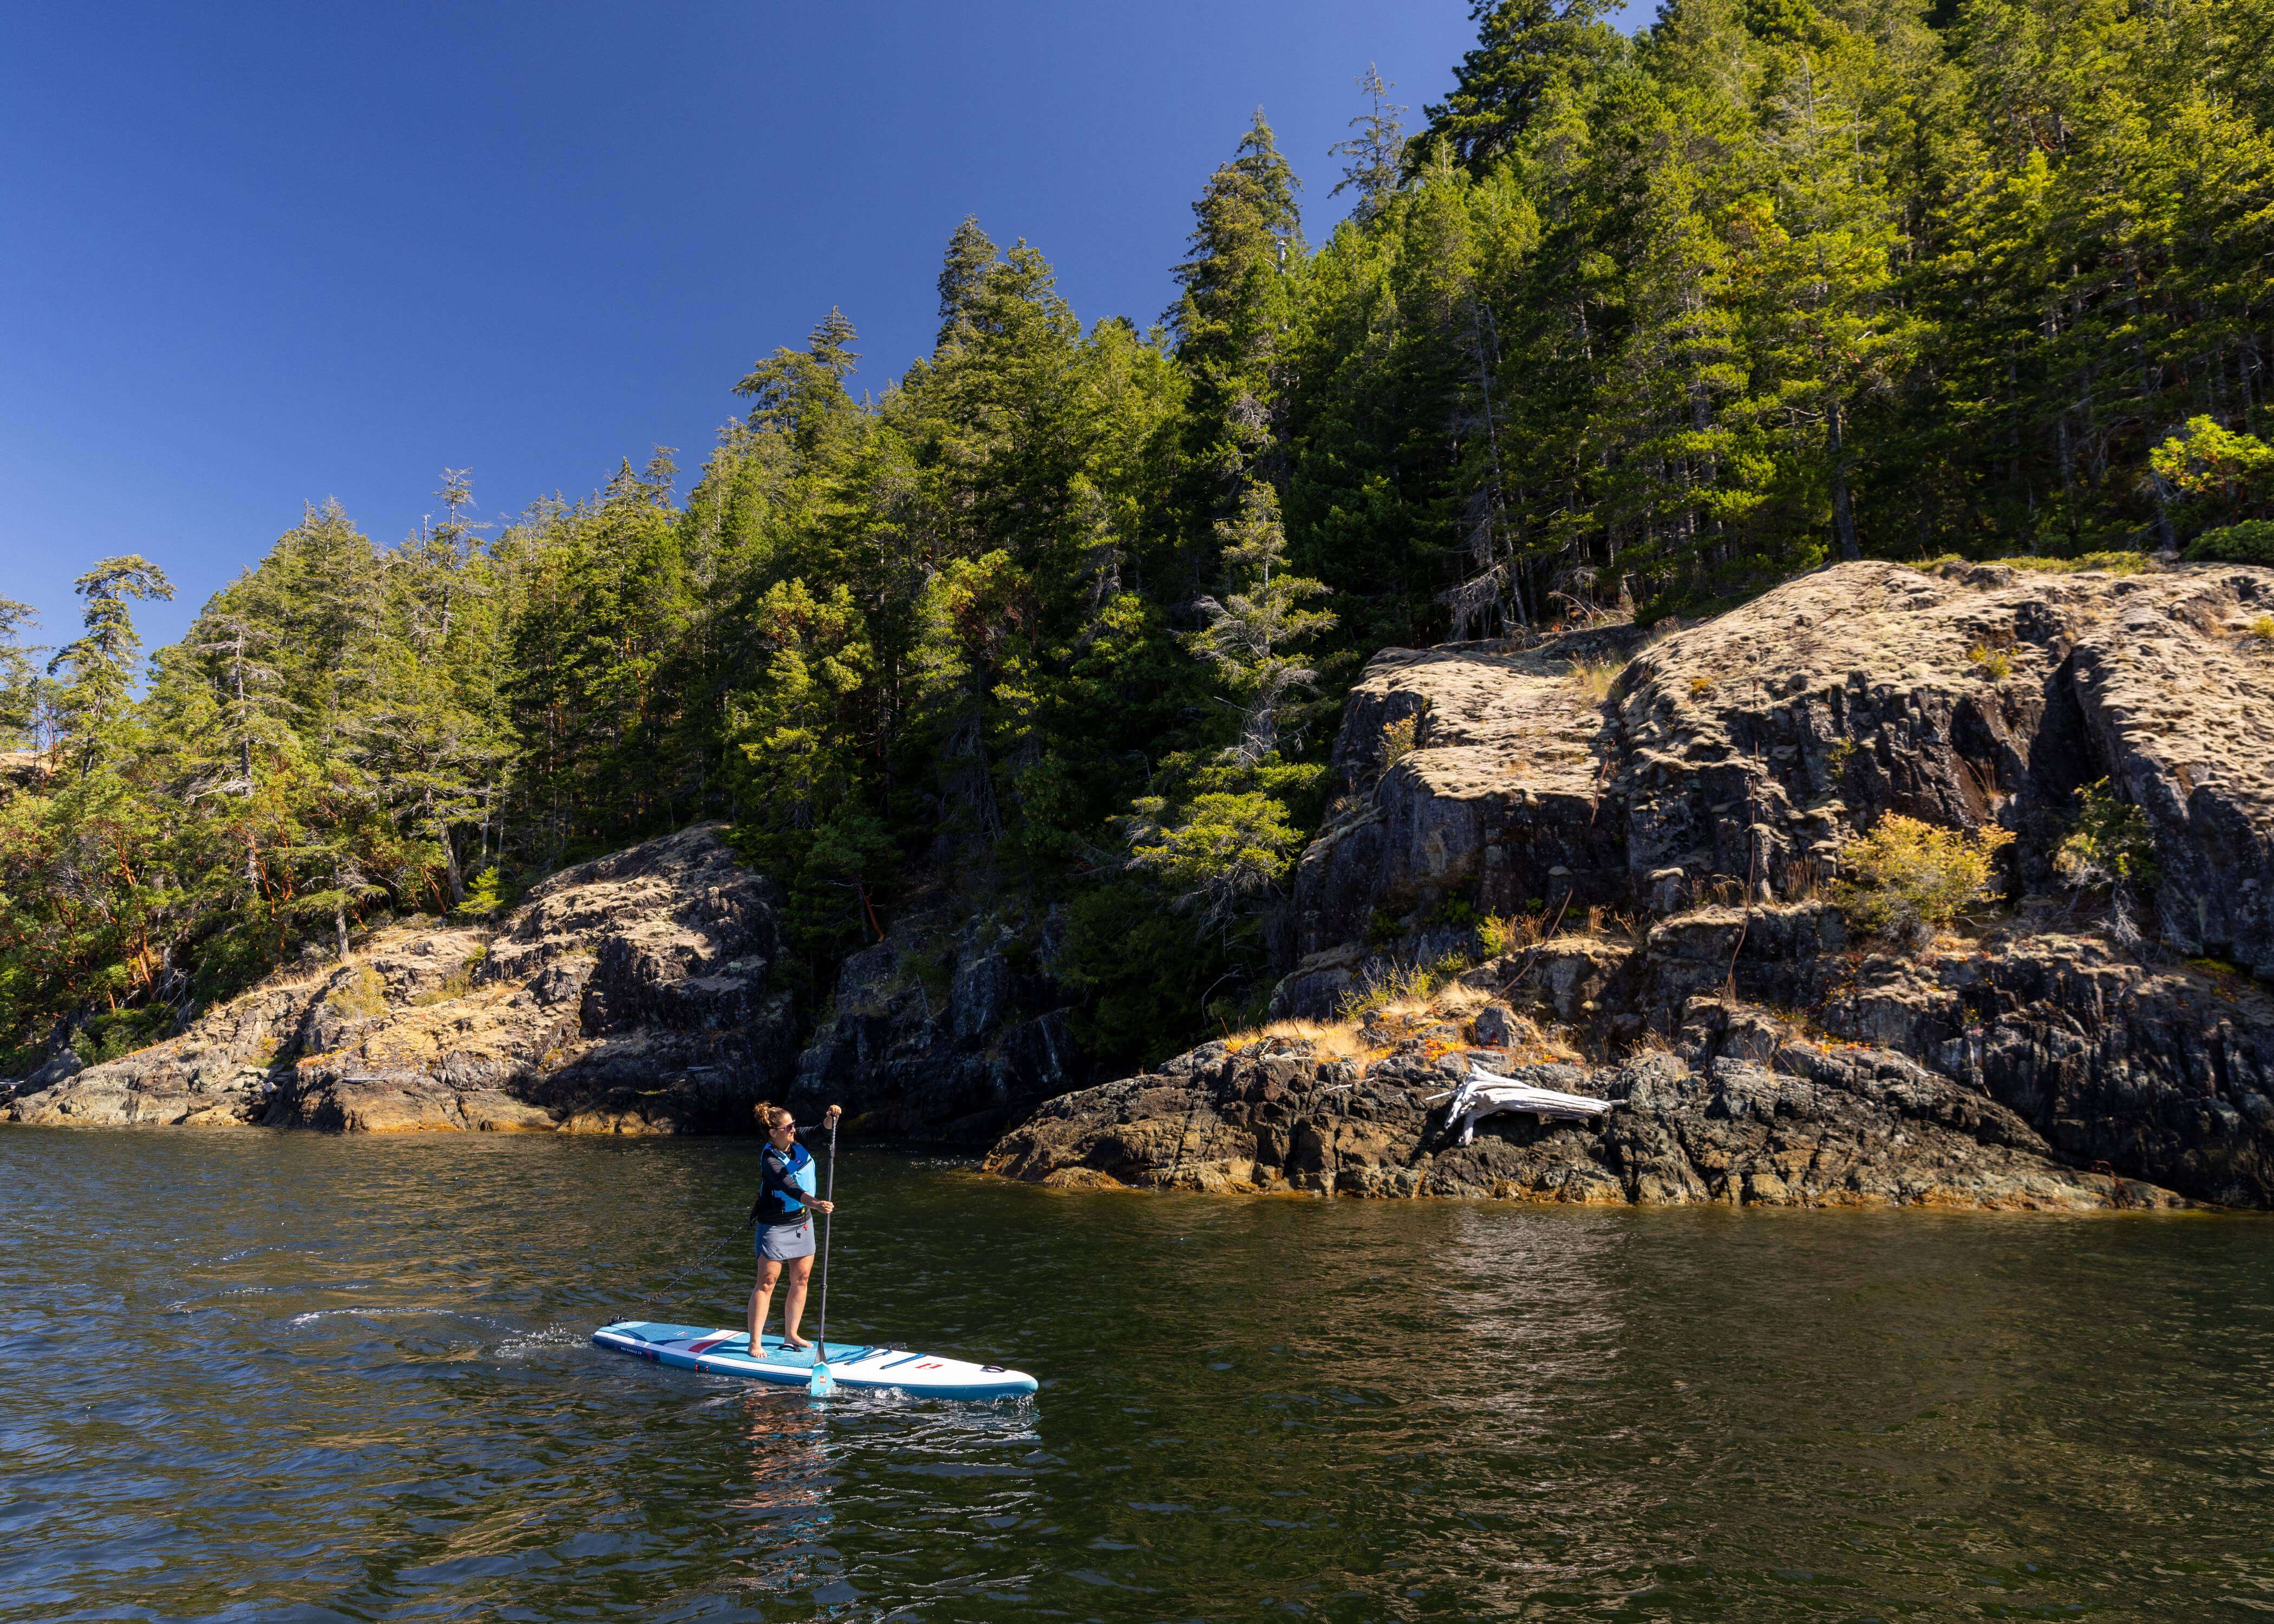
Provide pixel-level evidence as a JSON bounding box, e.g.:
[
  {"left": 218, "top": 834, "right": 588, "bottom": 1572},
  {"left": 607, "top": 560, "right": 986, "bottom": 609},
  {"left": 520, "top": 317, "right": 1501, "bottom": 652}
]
[{"left": 748, "top": 1101, "right": 840, "bottom": 1353}]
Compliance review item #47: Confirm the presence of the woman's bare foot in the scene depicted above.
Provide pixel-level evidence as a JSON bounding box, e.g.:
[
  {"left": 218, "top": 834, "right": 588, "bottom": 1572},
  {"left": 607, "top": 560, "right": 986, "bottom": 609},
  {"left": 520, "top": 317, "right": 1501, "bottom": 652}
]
[{"left": 783, "top": 1335, "right": 812, "bottom": 1351}]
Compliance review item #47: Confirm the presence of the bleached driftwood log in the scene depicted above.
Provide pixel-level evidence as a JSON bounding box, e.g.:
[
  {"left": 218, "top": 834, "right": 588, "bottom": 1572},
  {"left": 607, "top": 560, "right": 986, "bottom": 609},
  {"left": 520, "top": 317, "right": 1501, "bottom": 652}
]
[{"left": 1425, "top": 1063, "right": 1615, "bottom": 1145}]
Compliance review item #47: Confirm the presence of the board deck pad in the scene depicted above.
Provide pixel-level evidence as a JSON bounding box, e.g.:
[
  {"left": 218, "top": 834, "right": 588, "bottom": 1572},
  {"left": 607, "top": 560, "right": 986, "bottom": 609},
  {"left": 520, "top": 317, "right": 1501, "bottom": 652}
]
[{"left": 593, "top": 1320, "right": 1037, "bottom": 1400}]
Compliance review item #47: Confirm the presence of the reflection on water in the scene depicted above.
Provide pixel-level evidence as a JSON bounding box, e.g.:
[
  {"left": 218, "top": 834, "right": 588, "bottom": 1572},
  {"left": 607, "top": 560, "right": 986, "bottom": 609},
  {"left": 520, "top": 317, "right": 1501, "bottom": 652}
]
[{"left": 1, "top": 1129, "right": 2269, "bottom": 1621}]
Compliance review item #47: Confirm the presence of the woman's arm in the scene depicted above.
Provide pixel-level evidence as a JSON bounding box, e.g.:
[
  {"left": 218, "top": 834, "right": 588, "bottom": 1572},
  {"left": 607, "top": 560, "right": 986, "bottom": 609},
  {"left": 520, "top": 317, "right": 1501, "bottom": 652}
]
[{"left": 799, "top": 1104, "right": 842, "bottom": 1212}]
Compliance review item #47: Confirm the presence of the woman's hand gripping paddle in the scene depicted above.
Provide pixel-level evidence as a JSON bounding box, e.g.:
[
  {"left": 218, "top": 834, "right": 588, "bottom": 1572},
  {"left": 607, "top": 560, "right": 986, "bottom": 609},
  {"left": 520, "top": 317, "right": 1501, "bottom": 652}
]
[{"left": 807, "top": 1118, "right": 839, "bottom": 1398}]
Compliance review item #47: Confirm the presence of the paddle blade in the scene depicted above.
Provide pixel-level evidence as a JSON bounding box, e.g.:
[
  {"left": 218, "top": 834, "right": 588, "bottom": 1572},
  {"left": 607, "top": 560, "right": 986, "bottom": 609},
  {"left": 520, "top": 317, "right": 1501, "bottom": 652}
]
[{"left": 807, "top": 1360, "right": 834, "bottom": 1397}]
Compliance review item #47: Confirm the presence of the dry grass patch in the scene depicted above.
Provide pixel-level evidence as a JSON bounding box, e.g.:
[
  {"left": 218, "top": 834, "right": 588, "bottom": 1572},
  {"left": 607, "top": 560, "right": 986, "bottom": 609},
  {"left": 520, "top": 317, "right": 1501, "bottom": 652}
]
[
  {"left": 1223, "top": 1018, "right": 1370, "bottom": 1066},
  {"left": 1994, "top": 551, "right": 2153, "bottom": 575},
  {"left": 1566, "top": 657, "right": 1625, "bottom": 703}
]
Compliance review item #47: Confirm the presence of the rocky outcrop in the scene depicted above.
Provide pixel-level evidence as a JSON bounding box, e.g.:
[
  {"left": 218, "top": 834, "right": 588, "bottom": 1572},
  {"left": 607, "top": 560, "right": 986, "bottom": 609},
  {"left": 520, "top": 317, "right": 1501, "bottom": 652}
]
[
  {"left": 985, "top": 1044, "right": 2185, "bottom": 1212},
  {"left": 1290, "top": 560, "right": 2274, "bottom": 970},
  {"left": 992, "top": 896, "right": 2274, "bottom": 1208},
  {"left": 0, "top": 750, "right": 43, "bottom": 804},
  {"left": 996, "top": 560, "right": 2274, "bottom": 1210},
  {"left": 3, "top": 824, "right": 797, "bottom": 1132},
  {"left": 1292, "top": 624, "right": 1645, "bottom": 958},
  {"left": 790, "top": 901, "right": 1081, "bottom": 1143}
]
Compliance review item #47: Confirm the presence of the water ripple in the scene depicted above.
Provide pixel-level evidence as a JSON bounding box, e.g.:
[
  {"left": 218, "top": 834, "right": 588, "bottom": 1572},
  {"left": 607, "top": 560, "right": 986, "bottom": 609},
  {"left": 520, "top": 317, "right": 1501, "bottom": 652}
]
[{"left": 2, "top": 1131, "right": 2270, "bottom": 1620}]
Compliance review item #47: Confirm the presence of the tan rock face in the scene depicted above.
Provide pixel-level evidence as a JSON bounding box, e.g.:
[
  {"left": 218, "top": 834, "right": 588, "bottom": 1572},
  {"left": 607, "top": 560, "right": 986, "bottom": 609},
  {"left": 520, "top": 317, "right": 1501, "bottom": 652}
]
[
  {"left": 1295, "top": 625, "right": 1643, "bottom": 957},
  {"left": 4, "top": 823, "right": 795, "bottom": 1133},
  {"left": 1291, "top": 560, "right": 2274, "bottom": 972}
]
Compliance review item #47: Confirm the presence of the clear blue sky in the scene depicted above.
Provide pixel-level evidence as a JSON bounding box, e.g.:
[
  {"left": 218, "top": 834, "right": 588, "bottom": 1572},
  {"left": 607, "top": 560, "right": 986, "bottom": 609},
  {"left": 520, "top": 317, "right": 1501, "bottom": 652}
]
[{"left": 2, "top": 2, "right": 1602, "bottom": 657}]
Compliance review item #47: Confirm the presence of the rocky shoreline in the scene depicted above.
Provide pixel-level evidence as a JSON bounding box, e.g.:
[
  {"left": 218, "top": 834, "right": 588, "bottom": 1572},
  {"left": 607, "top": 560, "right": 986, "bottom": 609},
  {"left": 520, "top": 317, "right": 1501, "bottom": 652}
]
[
  {"left": 982, "top": 908, "right": 2268, "bottom": 1210},
  {"left": 2, "top": 825, "right": 798, "bottom": 1133}
]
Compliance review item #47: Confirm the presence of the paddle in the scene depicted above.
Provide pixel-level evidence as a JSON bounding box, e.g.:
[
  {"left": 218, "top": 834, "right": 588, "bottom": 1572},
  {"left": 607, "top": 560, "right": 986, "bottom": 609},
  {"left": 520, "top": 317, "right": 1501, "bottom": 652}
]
[{"left": 807, "top": 1117, "right": 839, "bottom": 1398}]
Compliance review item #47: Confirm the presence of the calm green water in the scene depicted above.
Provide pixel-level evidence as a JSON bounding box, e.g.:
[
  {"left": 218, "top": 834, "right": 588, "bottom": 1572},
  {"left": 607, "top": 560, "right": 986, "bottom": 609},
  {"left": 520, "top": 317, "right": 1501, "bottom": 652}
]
[{"left": 2, "top": 1132, "right": 2270, "bottom": 1622}]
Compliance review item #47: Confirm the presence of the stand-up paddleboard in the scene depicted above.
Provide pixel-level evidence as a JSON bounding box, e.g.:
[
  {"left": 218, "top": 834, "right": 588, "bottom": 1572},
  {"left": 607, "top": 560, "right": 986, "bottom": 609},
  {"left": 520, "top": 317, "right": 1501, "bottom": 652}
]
[{"left": 593, "top": 1320, "right": 1038, "bottom": 1400}]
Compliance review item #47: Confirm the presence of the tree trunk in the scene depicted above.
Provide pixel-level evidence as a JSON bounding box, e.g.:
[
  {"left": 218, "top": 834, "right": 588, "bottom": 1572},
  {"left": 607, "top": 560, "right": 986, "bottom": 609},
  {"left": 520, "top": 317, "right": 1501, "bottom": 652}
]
[{"left": 1828, "top": 396, "right": 1861, "bottom": 562}]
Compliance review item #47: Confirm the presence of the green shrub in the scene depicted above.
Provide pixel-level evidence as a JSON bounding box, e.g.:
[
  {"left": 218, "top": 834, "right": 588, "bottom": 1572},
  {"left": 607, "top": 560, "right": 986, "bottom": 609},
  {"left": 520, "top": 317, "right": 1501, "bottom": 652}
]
[
  {"left": 1969, "top": 644, "right": 2014, "bottom": 680},
  {"left": 2152, "top": 417, "right": 2274, "bottom": 523},
  {"left": 1835, "top": 815, "right": 2014, "bottom": 941},
  {"left": 1476, "top": 911, "right": 1544, "bottom": 957},
  {"left": 1380, "top": 712, "right": 1419, "bottom": 770},
  {"left": 2182, "top": 520, "right": 2274, "bottom": 566},
  {"left": 1336, "top": 951, "right": 1472, "bottom": 1021},
  {"left": 2054, "top": 780, "right": 2159, "bottom": 893},
  {"left": 69, "top": 1006, "right": 171, "bottom": 1066},
  {"left": 453, "top": 866, "right": 510, "bottom": 919},
  {"left": 1429, "top": 896, "right": 1480, "bottom": 932}
]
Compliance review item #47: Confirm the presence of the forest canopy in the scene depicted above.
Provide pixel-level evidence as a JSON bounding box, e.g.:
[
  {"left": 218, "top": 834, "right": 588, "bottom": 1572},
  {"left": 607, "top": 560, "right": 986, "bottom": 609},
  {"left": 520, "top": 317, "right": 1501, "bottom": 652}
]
[{"left": 9, "top": 0, "right": 2274, "bottom": 1071}]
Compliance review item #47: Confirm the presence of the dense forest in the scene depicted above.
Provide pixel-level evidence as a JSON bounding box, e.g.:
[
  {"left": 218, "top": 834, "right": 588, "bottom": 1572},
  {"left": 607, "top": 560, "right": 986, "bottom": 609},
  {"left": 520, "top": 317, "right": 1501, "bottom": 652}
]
[{"left": 9, "top": 0, "right": 2274, "bottom": 1074}]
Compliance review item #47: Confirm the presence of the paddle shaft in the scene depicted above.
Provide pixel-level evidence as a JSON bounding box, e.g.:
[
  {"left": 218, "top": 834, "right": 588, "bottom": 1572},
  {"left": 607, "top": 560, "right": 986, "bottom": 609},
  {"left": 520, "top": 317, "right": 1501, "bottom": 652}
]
[{"left": 813, "top": 1122, "right": 837, "bottom": 1355}]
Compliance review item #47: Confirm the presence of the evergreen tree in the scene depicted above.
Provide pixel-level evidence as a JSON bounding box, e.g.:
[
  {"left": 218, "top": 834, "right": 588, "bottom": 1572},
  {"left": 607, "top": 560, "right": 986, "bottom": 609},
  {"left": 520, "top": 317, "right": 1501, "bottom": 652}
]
[
  {"left": 936, "top": 215, "right": 1001, "bottom": 344},
  {"left": 1188, "top": 481, "right": 1337, "bottom": 764},
  {"left": 1424, "top": 0, "right": 1622, "bottom": 169},
  {"left": 0, "top": 597, "right": 44, "bottom": 752},
  {"left": 1173, "top": 110, "right": 1306, "bottom": 502},
  {"left": 1330, "top": 65, "right": 1409, "bottom": 223},
  {"left": 47, "top": 556, "right": 173, "bottom": 773}
]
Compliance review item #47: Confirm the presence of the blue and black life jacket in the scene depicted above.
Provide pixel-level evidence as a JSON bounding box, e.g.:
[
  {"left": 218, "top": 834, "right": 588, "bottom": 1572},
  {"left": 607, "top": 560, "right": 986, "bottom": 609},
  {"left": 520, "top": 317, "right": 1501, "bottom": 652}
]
[{"left": 750, "top": 1139, "right": 813, "bottom": 1226}]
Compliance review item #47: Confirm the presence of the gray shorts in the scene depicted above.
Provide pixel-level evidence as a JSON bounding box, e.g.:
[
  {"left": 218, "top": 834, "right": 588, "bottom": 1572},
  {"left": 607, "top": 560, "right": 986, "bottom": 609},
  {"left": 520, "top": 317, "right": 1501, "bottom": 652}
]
[{"left": 757, "top": 1220, "right": 815, "bottom": 1262}]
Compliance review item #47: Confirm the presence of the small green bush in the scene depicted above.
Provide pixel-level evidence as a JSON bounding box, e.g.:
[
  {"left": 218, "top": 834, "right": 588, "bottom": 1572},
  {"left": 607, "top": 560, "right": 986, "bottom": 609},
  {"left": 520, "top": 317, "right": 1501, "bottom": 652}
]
[
  {"left": 69, "top": 1007, "right": 171, "bottom": 1066},
  {"left": 1969, "top": 644, "right": 2014, "bottom": 680},
  {"left": 2054, "top": 780, "right": 2159, "bottom": 893},
  {"left": 1476, "top": 911, "right": 1545, "bottom": 957},
  {"left": 1835, "top": 815, "right": 2014, "bottom": 941},
  {"left": 453, "top": 866, "right": 511, "bottom": 919},
  {"left": 1429, "top": 896, "right": 1481, "bottom": 932},
  {"left": 2182, "top": 520, "right": 2274, "bottom": 566},
  {"left": 1365, "top": 908, "right": 1404, "bottom": 949},
  {"left": 1380, "top": 713, "right": 1419, "bottom": 770},
  {"left": 1336, "top": 951, "right": 1472, "bottom": 1021}
]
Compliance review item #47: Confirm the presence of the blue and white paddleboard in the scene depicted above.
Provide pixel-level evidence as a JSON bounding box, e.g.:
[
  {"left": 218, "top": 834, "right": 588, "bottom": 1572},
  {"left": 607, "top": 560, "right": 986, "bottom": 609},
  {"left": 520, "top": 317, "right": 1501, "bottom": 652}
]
[{"left": 593, "top": 1321, "right": 1038, "bottom": 1400}]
